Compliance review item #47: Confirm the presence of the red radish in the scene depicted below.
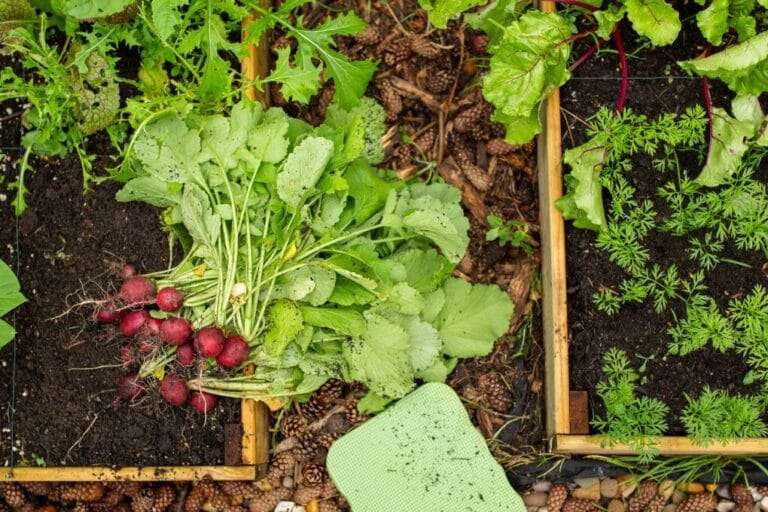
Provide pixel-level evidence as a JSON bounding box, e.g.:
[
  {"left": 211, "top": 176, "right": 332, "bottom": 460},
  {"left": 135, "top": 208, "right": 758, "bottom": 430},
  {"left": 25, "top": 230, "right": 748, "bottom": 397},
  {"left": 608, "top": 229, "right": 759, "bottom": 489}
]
[
  {"left": 121, "top": 310, "right": 149, "bottom": 337},
  {"left": 176, "top": 344, "right": 195, "bottom": 366},
  {"left": 119, "top": 346, "right": 135, "bottom": 366},
  {"left": 189, "top": 391, "right": 218, "bottom": 413},
  {"left": 217, "top": 336, "right": 250, "bottom": 369},
  {"left": 160, "top": 374, "right": 188, "bottom": 406},
  {"left": 159, "top": 317, "right": 192, "bottom": 346},
  {"left": 156, "top": 287, "right": 184, "bottom": 312},
  {"left": 94, "top": 305, "right": 120, "bottom": 324},
  {"left": 195, "top": 327, "right": 225, "bottom": 358},
  {"left": 117, "top": 374, "right": 145, "bottom": 400},
  {"left": 120, "top": 264, "right": 137, "bottom": 280},
  {"left": 146, "top": 317, "right": 162, "bottom": 335},
  {"left": 138, "top": 339, "right": 156, "bottom": 354},
  {"left": 119, "top": 276, "right": 156, "bottom": 304}
]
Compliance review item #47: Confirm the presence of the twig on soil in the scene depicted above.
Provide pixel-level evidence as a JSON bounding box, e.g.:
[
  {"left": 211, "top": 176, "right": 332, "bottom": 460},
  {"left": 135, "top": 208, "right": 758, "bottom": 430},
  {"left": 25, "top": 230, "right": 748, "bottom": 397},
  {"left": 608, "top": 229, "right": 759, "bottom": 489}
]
[
  {"left": 388, "top": 76, "right": 443, "bottom": 111},
  {"left": 274, "top": 404, "right": 348, "bottom": 453},
  {"left": 68, "top": 363, "right": 124, "bottom": 371},
  {"left": 0, "top": 111, "right": 23, "bottom": 124},
  {"left": 64, "top": 412, "right": 100, "bottom": 463},
  {"left": 382, "top": 1, "right": 411, "bottom": 36},
  {"left": 437, "top": 158, "right": 489, "bottom": 225}
]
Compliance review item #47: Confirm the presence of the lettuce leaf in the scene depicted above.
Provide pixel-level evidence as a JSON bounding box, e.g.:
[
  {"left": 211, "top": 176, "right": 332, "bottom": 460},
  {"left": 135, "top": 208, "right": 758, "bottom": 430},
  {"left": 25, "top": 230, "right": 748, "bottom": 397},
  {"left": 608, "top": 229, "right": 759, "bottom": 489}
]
[
  {"left": 482, "top": 10, "right": 573, "bottom": 144},
  {"left": 679, "top": 31, "right": 768, "bottom": 95},
  {"left": 695, "top": 106, "right": 757, "bottom": 187},
  {"left": 556, "top": 135, "right": 609, "bottom": 231}
]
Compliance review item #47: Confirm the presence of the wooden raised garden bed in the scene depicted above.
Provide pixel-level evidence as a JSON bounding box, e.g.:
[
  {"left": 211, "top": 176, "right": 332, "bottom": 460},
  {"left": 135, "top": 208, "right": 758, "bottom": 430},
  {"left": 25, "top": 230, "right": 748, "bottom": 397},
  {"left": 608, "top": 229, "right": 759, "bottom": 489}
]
[
  {"left": 540, "top": 0, "right": 768, "bottom": 456},
  {"left": 0, "top": 19, "right": 271, "bottom": 482}
]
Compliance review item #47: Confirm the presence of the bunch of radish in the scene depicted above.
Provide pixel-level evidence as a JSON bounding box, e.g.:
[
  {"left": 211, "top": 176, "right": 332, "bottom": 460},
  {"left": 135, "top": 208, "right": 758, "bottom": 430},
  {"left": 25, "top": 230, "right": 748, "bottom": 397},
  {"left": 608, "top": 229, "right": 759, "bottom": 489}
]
[{"left": 94, "top": 265, "right": 250, "bottom": 414}]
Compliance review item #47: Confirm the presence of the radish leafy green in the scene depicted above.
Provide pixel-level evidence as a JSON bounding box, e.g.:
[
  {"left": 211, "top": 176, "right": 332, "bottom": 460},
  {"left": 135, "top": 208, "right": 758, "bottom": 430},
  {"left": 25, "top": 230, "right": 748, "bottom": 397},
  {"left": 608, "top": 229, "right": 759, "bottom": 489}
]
[{"left": 118, "top": 101, "right": 514, "bottom": 402}]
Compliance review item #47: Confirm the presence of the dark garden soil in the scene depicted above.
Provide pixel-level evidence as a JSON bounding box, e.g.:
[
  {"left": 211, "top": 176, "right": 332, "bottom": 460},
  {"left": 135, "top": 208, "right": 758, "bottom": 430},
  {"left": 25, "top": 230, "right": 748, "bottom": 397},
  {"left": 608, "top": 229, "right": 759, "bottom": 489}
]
[
  {"left": 270, "top": 0, "right": 546, "bottom": 454},
  {"left": 563, "top": 19, "right": 768, "bottom": 432},
  {"left": 0, "top": 65, "right": 239, "bottom": 467}
]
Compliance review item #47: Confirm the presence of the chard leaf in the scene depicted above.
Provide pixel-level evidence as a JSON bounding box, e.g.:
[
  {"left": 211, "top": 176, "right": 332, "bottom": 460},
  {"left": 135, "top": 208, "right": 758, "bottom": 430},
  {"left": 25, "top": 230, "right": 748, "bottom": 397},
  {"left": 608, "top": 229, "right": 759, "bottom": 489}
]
[
  {"left": 594, "top": 4, "right": 626, "bottom": 40},
  {"left": 679, "top": 31, "right": 768, "bottom": 95},
  {"left": 696, "top": 0, "right": 729, "bottom": 45},
  {"left": 732, "top": 94, "right": 764, "bottom": 131},
  {"left": 277, "top": 136, "right": 334, "bottom": 208},
  {"left": 115, "top": 177, "right": 181, "bottom": 207},
  {"left": 265, "top": 299, "right": 304, "bottom": 356},
  {"left": 435, "top": 278, "right": 513, "bottom": 358},
  {"left": 482, "top": 10, "right": 573, "bottom": 144},
  {"left": 343, "top": 312, "right": 414, "bottom": 398},
  {"left": 465, "top": 0, "right": 518, "bottom": 46},
  {"left": 267, "top": 47, "right": 322, "bottom": 105},
  {"left": 624, "top": 0, "right": 681, "bottom": 46},
  {"left": 556, "top": 135, "right": 608, "bottom": 231},
  {"left": 695, "top": 107, "right": 756, "bottom": 187},
  {"left": 418, "top": 0, "right": 486, "bottom": 28},
  {"left": 301, "top": 306, "right": 366, "bottom": 337}
]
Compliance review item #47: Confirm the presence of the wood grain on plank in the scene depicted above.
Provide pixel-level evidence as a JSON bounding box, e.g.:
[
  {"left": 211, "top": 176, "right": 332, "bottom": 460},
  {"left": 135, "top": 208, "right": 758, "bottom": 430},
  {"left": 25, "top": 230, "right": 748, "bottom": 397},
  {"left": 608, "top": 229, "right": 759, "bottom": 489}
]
[{"left": 1, "top": 466, "right": 257, "bottom": 482}]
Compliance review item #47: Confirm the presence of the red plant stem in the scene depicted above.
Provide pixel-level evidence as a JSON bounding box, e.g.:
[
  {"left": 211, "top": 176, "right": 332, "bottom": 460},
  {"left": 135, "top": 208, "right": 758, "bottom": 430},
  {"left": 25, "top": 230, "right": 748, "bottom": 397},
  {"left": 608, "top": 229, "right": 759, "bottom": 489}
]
[
  {"left": 548, "top": 0, "right": 598, "bottom": 11},
  {"left": 569, "top": 40, "right": 601, "bottom": 72},
  {"left": 701, "top": 45, "right": 714, "bottom": 145},
  {"left": 612, "top": 26, "right": 628, "bottom": 113}
]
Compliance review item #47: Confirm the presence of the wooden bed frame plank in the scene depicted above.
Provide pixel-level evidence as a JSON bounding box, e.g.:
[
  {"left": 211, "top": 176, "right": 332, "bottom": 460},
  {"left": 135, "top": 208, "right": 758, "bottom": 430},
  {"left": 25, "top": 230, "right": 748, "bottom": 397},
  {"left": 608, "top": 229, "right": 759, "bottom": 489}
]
[
  {"left": 0, "top": 467, "right": 256, "bottom": 482},
  {"left": 556, "top": 435, "right": 768, "bottom": 456},
  {"left": 539, "top": 0, "right": 571, "bottom": 439}
]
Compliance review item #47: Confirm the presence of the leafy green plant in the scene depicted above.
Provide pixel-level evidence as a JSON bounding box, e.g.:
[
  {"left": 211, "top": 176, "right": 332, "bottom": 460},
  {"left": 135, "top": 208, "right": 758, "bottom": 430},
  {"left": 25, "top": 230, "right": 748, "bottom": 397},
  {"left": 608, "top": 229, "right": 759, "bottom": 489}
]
[
  {"left": 0, "top": 17, "right": 120, "bottom": 214},
  {"left": 0, "top": 259, "right": 26, "bottom": 350},
  {"left": 485, "top": 214, "right": 534, "bottom": 254},
  {"left": 245, "top": 0, "right": 376, "bottom": 108},
  {"left": 117, "top": 100, "right": 514, "bottom": 404},
  {"left": 682, "top": 387, "right": 767, "bottom": 446},
  {"left": 592, "top": 348, "right": 669, "bottom": 462}
]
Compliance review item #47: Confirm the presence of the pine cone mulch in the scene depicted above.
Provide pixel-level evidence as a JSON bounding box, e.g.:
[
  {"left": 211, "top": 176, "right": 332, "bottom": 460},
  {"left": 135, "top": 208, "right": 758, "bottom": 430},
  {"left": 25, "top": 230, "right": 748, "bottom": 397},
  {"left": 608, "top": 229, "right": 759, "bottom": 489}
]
[
  {"left": 547, "top": 483, "right": 568, "bottom": 512},
  {"left": 629, "top": 480, "right": 658, "bottom": 512},
  {"left": 676, "top": 493, "right": 717, "bottom": 512},
  {"left": 562, "top": 498, "right": 598, "bottom": 512}
]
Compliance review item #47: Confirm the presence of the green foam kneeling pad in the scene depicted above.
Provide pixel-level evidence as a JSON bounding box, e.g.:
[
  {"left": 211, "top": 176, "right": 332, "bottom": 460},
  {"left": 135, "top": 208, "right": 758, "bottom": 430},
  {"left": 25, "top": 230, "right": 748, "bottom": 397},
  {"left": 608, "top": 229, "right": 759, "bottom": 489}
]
[{"left": 326, "top": 383, "right": 525, "bottom": 512}]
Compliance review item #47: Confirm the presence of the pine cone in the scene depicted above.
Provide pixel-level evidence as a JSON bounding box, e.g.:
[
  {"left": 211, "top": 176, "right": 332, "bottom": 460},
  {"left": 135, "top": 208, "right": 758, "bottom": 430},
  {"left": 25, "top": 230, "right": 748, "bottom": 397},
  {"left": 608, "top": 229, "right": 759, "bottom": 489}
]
[
  {"left": 185, "top": 482, "right": 215, "bottom": 512},
  {"left": 207, "top": 488, "right": 239, "bottom": 512},
  {"left": 629, "top": 480, "right": 658, "bottom": 512},
  {"left": 730, "top": 483, "right": 753, "bottom": 512},
  {"left": 150, "top": 485, "right": 174, "bottom": 512},
  {"left": 486, "top": 138, "right": 518, "bottom": 156},
  {"left": 248, "top": 488, "right": 292, "bottom": 512},
  {"left": 460, "top": 162, "right": 492, "bottom": 192},
  {"left": 293, "top": 485, "right": 322, "bottom": 506},
  {"left": 425, "top": 68, "right": 453, "bottom": 94},
  {"left": 317, "top": 432, "right": 337, "bottom": 449},
  {"left": 221, "top": 482, "right": 257, "bottom": 501},
  {"left": 378, "top": 80, "right": 403, "bottom": 121},
  {"left": 71, "top": 504, "right": 90, "bottom": 512},
  {"left": 477, "top": 373, "right": 512, "bottom": 412},
  {"left": 383, "top": 41, "right": 411, "bottom": 66},
  {"left": 60, "top": 483, "right": 105, "bottom": 503},
  {"left": 394, "top": 144, "right": 413, "bottom": 168},
  {"left": 562, "top": 498, "right": 597, "bottom": 512},
  {"left": 647, "top": 495, "right": 669, "bottom": 512},
  {"left": 676, "top": 493, "right": 717, "bottom": 512},
  {"left": 469, "top": 33, "right": 489, "bottom": 54},
  {"left": 265, "top": 450, "right": 299, "bottom": 485},
  {"left": 320, "top": 478, "right": 339, "bottom": 500},
  {"left": 131, "top": 488, "right": 154, "bottom": 512},
  {"left": 302, "top": 463, "right": 326, "bottom": 486},
  {"left": 547, "top": 484, "right": 568, "bottom": 512},
  {"left": 354, "top": 25, "right": 381, "bottom": 45},
  {"left": 343, "top": 402, "right": 368, "bottom": 427},
  {"left": 409, "top": 36, "right": 440, "bottom": 58},
  {"left": 21, "top": 483, "right": 60, "bottom": 501},
  {"left": 114, "top": 482, "right": 142, "bottom": 499},
  {"left": 1, "top": 483, "right": 27, "bottom": 507},
  {"left": 280, "top": 414, "right": 308, "bottom": 438},
  {"left": 454, "top": 104, "right": 489, "bottom": 134},
  {"left": 318, "top": 500, "right": 343, "bottom": 512}
]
